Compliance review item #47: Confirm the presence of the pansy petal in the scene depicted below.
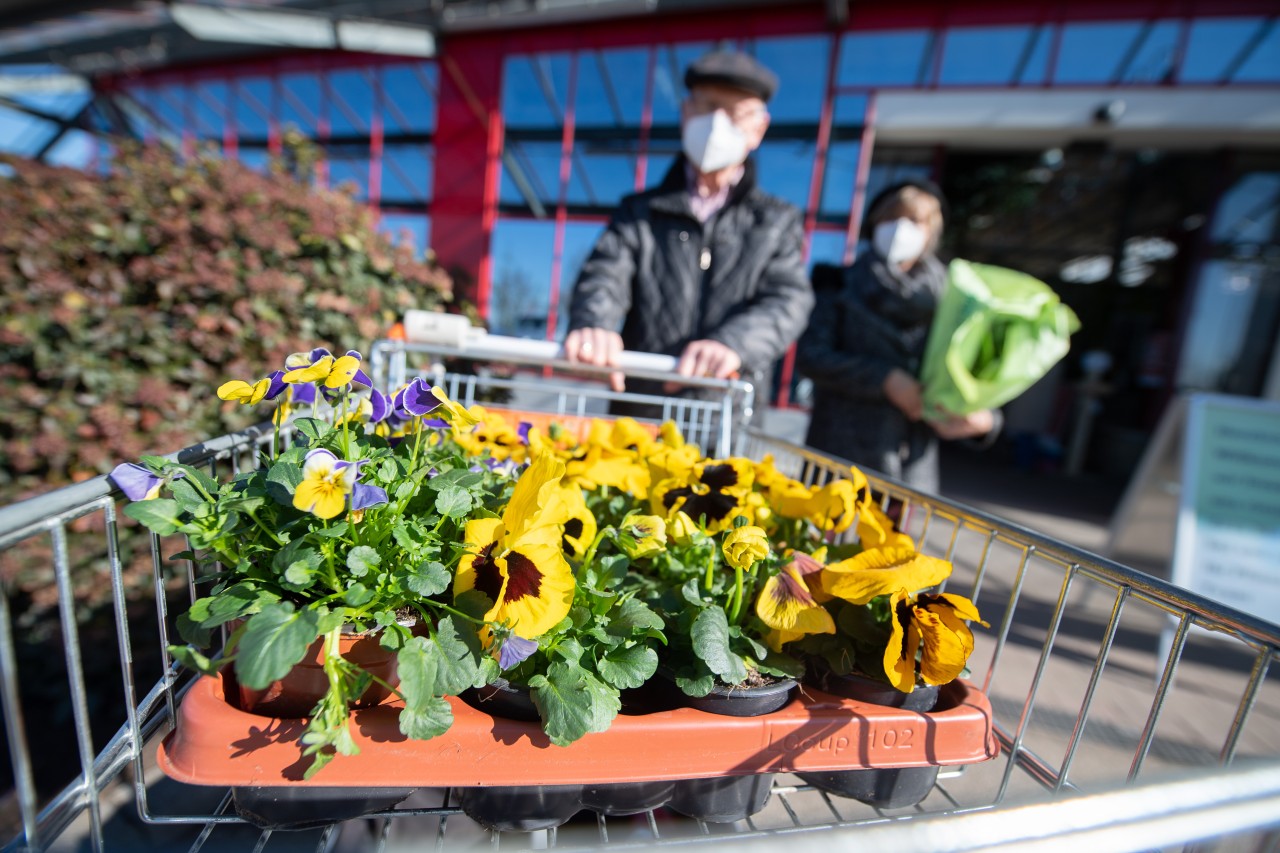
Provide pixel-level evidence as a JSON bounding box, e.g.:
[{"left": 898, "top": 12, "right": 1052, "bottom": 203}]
[
  {"left": 399, "top": 378, "right": 440, "bottom": 416},
  {"left": 454, "top": 518, "right": 505, "bottom": 600},
  {"left": 246, "top": 377, "right": 273, "bottom": 405},
  {"left": 263, "top": 371, "right": 288, "bottom": 401},
  {"left": 914, "top": 606, "right": 972, "bottom": 686},
  {"left": 217, "top": 380, "right": 253, "bottom": 402},
  {"left": 351, "top": 482, "right": 388, "bottom": 511},
  {"left": 488, "top": 525, "right": 575, "bottom": 639},
  {"left": 883, "top": 589, "right": 921, "bottom": 692},
  {"left": 325, "top": 354, "right": 362, "bottom": 389},
  {"left": 284, "top": 355, "right": 335, "bottom": 384},
  {"left": 369, "top": 389, "right": 393, "bottom": 423},
  {"left": 822, "top": 547, "right": 953, "bottom": 605},
  {"left": 290, "top": 382, "right": 317, "bottom": 406},
  {"left": 755, "top": 566, "right": 836, "bottom": 637},
  {"left": 498, "top": 634, "right": 539, "bottom": 670},
  {"left": 110, "top": 463, "right": 164, "bottom": 502}
]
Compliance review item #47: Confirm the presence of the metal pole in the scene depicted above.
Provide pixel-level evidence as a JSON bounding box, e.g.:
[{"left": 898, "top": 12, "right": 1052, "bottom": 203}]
[
  {"left": 842, "top": 91, "right": 877, "bottom": 265},
  {"left": 544, "top": 53, "right": 579, "bottom": 354}
]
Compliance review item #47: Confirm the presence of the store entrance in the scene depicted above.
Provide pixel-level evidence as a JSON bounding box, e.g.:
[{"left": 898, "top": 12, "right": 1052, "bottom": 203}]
[{"left": 937, "top": 144, "right": 1219, "bottom": 481}]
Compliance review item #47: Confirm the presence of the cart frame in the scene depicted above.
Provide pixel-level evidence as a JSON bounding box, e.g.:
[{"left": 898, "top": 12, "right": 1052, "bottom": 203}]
[{"left": 2, "top": 356, "right": 1279, "bottom": 853}]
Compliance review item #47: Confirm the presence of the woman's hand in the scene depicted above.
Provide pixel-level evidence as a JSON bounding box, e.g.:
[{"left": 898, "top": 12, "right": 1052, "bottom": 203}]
[
  {"left": 563, "top": 327, "right": 626, "bottom": 391},
  {"left": 883, "top": 368, "right": 924, "bottom": 421},
  {"left": 930, "top": 409, "right": 996, "bottom": 440}
]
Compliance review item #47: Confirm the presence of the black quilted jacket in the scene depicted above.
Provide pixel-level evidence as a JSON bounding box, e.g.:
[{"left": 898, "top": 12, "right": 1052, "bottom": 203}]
[{"left": 567, "top": 155, "right": 813, "bottom": 399}]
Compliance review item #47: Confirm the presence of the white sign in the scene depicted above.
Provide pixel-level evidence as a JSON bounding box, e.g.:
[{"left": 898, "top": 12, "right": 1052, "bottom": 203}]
[{"left": 1172, "top": 393, "right": 1280, "bottom": 626}]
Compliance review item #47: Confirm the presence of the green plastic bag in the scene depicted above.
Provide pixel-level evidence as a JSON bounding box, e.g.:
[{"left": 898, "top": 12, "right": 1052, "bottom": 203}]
[{"left": 920, "top": 259, "right": 1080, "bottom": 418}]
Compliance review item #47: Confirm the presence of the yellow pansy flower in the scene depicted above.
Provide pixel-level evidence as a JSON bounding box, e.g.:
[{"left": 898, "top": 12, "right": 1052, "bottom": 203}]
[
  {"left": 806, "top": 478, "right": 858, "bottom": 534},
  {"left": 756, "top": 557, "right": 836, "bottom": 651},
  {"left": 721, "top": 524, "right": 769, "bottom": 570},
  {"left": 883, "top": 590, "right": 987, "bottom": 692},
  {"left": 619, "top": 513, "right": 667, "bottom": 559},
  {"left": 822, "top": 546, "right": 952, "bottom": 605}
]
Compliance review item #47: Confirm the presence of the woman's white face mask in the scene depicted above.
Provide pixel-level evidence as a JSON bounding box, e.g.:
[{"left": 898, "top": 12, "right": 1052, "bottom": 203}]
[
  {"left": 873, "top": 218, "right": 928, "bottom": 265},
  {"left": 682, "top": 110, "right": 749, "bottom": 174}
]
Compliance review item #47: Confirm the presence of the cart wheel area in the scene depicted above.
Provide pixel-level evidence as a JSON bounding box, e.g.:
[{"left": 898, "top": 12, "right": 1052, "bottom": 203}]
[{"left": 2, "top": 348, "right": 1279, "bottom": 853}]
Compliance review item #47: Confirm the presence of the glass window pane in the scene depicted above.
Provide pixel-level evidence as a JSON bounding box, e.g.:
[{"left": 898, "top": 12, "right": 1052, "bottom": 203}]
[
  {"left": 382, "top": 144, "right": 433, "bottom": 203},
  {"left": 280, "top": 73, "right": 320, "bottom": 134},
  {"left": 381, "top": 63, "right": 436, "bottom": 132},
  {"left": 1117, "top": 21, "right": 1182, "bottom": 84},
  {"left": 12, "top": 89, "right": 89, "bottom": 120},
  {"left": 832, "top": 94, "right": 867, "bottom": 129},
  {"left": 0, "top": 109, "right": 57, "bottom": 158},
  {"left": 939, "top": 26, "right": 1034, "bottom": 86},
  {"left": 837, "top": 30, "right": 931, "bottom": 87},
  {"left": 1181, "top": 17, "right": 1265, "bottom": 83},
  {"left": 751, "top": 35, "right": 829, "bottom": 122},
  {"left": 557, "top": 222, "right": 608, "bottom": 338},
  {"left": 755, "top": 139, "right": 816, "bottom": 211},
  {"left": 489, "top": 219, "right": 557, "bottom": 336},
  {"left": 328, "top": 149, "right": 370, "bottom": 200},
  {"left": 1232, "top": 22, "right": 1280, "bottom": 82},
  {"left": 501, "top": 140, "right": 561, "bottom": 208},
  {"left": 327, "top": 70, "right": 372, "bottom": 135},
  {"left": 234, "top": 77, "right": 272, "bottom": 138},
  {"left": 594, "top": 48, "right": 650, "bottom": 127},
  {"left": 1211, "top": 172, "right": 1280, "bottom": 245},
  {"left": 807, "top": 229, "right": 847, "bottom": 269},
  {"left": 193, "top": 81, "right": 228, "bottom": 137},
  {"left": 43, "top": 128, "right": 94, "bottom": 167},
  {"left": 1176, "top": 260, "right": 1267, "bottom": 390},
  {"left": 1016, "top": 25, "right": 1053, "bottom": 85},
  {"left": 1055, "top": 21, "right": 1144, "bottom": 84},
  {"left": 568, "top": 148, "right": 636, "bottom": 208},
  {"left": 820, "top": 140, "right": 860, "bottom": 219},
  {"left": 502, "top": 53, "right": 571, "bottom": 128}
]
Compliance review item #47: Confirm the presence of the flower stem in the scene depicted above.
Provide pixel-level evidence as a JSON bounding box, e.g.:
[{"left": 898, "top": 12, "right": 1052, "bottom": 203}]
[
  {"left": 578, "top": 527, "right": 611, "bottom": 581},
  {"left": 727, "top": 564, "right": 744, "bottom": 624}
]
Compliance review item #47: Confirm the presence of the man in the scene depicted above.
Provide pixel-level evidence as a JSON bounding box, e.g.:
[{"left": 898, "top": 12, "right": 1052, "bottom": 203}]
[{"left": 562, "top": 50, "right": 813, "bottom": 416}]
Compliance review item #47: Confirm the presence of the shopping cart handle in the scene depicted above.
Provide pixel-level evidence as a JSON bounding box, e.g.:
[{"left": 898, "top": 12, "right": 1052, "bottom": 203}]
[{"left": 401, "top": 310, "right": 679, "bottom": 373}]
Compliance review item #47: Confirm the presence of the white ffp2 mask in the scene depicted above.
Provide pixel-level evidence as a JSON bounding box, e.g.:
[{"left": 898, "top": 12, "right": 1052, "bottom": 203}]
[
  {"left": 681, "top": 110, "right": 749, "bottom": 174},
  {"left": 873, "top": 218, "right": 928, "bottom": 265}
]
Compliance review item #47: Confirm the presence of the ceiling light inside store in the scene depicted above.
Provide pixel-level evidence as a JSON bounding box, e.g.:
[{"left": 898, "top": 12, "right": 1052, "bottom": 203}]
[
  {"left": 171, "top": 4, "right": 335, "bottom": 48},
  {"left": 337, "top": 20, "right": 434, "bottom": 57}
]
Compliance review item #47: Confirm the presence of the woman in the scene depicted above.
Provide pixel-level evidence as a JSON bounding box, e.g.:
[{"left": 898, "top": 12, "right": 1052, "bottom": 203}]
[{"left": 797, "top": 180, "right": 998, "bottom": 493}]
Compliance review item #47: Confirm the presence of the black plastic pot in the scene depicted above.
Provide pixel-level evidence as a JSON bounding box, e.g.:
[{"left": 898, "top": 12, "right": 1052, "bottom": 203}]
[
  {"left": 797, "top": 667, "right": 941, "bottom": 809},
  {"left": 580, "top": 780, "right": 675, "bottom": 816},
  {"left": 459, "top": 677, "right": 541, "bottom": 722},
  {"left": 664, "top": 675, "right": 796, "bottom": 822},
  {"left": 232, "top": 786, "right": 414, "bottom": 830},
  {"left": 458, "top": 784, "right": 584, "bottom": 832}
]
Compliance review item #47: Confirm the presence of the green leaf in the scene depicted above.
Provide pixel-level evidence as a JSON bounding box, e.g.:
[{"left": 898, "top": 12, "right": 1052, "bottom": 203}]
[
  {"left": 123, "top": 499, "right": 184, "bottom": 536},
  {"left": 266, "top": 460, "right": 304, "bottom": 506},
  {"left": 293, "top": 418, "right": 330, "bottom": 441},
  {"left": 581, "top": 671, "right": 621, "bottom": 734},
  {"left": 234, "top": 604, "right": 320, "bottom": 690},
  {"left": 529, "top": 663, "right": 600, "bottom": 747},
  {"left": 172, "top": 463, "right": 219, "bottom": 497},
  {"left": 406, "top": 561, "right": 450, "bottom": 597},
  {"left": 396, "top": 637, "right": 440, "bottom": 706},
  {"left": 313, "top": 522, "right": 350, "bottom": 539},
  {"left": 168, "top": 478, "right": 208, "bottom": 513},
  {"left": 399, "top": 697, "right": 454, "bottom": 740},
  {"left": 609, "top": 598, "right": 664, "bottom": 636},
  {"left": 433, "top": 469, "right": 484, "bottom": 490},
  {"left": 344, "top": 583, "right": 374, "bottom": 607},
  {"left": 272, "top": 540, "right": 323, "bottom": 592},
  {"left": 691, "top": 607, "right": 747, "bottom": 685},
  {"left": 394, "top": 480, "right": 418, "bottom": 502},
  {"left": 167, "top": 644, "right": 222, "bottom": 676},
  {"left": 551, "top": 636, "right": 585, "bottom": 666},
  {"left": 430, "top": 616, "right": 484, "bottom": 694},
  {"left": 598, "top": 645, "right": 658, "bottom": 690},
  {"left": 347, "top": 546, "right": 380, "bottom": 577},
  {"left": 434, "top": 485, "right": 473, "bottom": 519},
  {"left": 676, "top": 670, "right": 716, "bottom": 697}
]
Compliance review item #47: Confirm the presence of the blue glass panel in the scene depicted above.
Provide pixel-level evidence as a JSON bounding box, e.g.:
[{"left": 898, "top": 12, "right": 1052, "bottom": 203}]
[
  {"left": 0, "top": 107, "right": 54, "bottom": 156},
  {"left": 1016, "top": 25, "right": 1052, "bottom": 85},
  {"left": 192, "top": 81, "right": 228, "bottom": 137},
  {"left": 502, "top": 53, "right": 571, "bottom": 128},
  {"left": 382, "top": 144, "right": 432, "bottom": 202},
  {"left": 1211, "top": 172, "right": 1280, "bottom": 244},
  {"left": 378, "top": 213, "right": 429, "bottom": 254},
  {"left": 939, "top": 26, "right": 1034, "bottom": 86},
  {"left": 43, "top": 128, "right": 94, "bottom": 168},
  {"left": 280, "top": 73, "right": 321, "bottom": 134},
  {"left": 751, "top": 35, "right": 829, "bottom": 122},
  {"left": 754, "top": 139, "right": 816, "bottom": 211},
  {"left": 837, "top": 30, "right": 931, "bottom": 87},
  {"left": 595, "top": 48, "right": 650, "bottom": 126},
  {"left": 501, "top": 140, "right": 562, "bottom": 207},
  {"left": 1118, "top": 21, "right": 1182, "bottom": 84},
  {"left": 820, "top": 140, "right": 860, "bottom": 217},
  {"left": 568, "top": 149, "right": 636, "bottom": 208},
  {"left": 1055, "top": 21, "right": 1144, "bottom": 84},
  {"left": 556, "top": 221, "right": 609, "bottom": 338},
  {"left": 1232, "top": 21, "right": 1280, "bottom": 82},
  {"left": 234, "top": 77, "right": 272, "bottom": 138},
  {"left": 238, "top": 149, "right": 271, "bottom": 174},
  {"left": 380, "top": 63, "right": 436, "bottom": 132},
  {"left": 807, "top": 229, "right": 847, "bottom": 269},
  {"left": 832, "top": 94, "right": 868, "bottom": 128},
  {"left": 327, "top": 69, "right": 373, "bottom": 135},
  {"left": 11, "top": 90, "right": 89, "bottom": 119},
  {"left": 1181, "top": 17, "right": 1264, "bottom": 83},
  {"left": 489, "top": 219, "right": 557, "bottom": 336}
]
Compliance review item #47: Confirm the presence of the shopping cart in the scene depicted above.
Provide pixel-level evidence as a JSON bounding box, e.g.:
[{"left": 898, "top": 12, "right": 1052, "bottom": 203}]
[{"left": 1, "top": 346, "right": 1278, "bottom": 853}]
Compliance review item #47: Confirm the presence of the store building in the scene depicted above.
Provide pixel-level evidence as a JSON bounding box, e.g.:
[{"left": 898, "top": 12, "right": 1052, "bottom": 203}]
[{"left": 2, "top": 0, "right": 1278, "bottom": 479}]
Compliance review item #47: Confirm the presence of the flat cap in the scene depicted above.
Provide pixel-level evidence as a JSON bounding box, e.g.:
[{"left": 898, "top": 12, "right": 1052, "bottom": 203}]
[{"left": 684, "top": 50, "right": 778, "bottom": 102}]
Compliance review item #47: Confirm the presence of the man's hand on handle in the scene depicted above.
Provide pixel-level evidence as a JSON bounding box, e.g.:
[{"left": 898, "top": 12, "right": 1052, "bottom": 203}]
[{"left": 563, "top": 327, "right": 626, "bottom": 392}]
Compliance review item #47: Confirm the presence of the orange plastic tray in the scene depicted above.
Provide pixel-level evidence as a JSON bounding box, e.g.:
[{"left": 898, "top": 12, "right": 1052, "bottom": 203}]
[{"left": 157, "top": 675, "right": 998, "bottom": 788}]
